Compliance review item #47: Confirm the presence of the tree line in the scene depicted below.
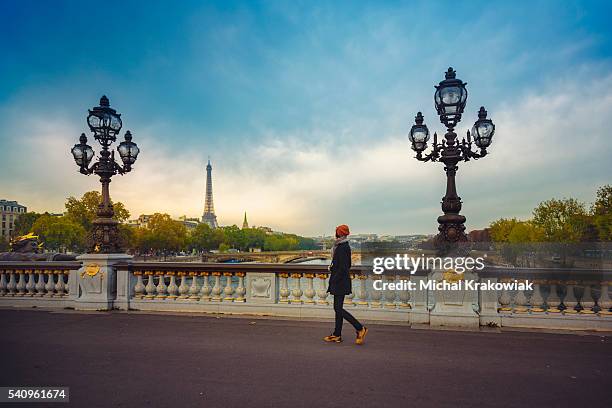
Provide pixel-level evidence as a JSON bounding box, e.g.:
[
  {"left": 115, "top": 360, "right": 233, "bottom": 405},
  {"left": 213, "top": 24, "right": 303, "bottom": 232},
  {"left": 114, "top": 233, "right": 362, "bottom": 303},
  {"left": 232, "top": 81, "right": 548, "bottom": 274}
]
[
  {"left": 4, "top": 191, "right": 317, "bottom": 254},
  {"left": 487, "top": 185, "right": 610, "bottom": 265},
  {"left": 489, "top": 184, "right": 611, "bottom": 244}
]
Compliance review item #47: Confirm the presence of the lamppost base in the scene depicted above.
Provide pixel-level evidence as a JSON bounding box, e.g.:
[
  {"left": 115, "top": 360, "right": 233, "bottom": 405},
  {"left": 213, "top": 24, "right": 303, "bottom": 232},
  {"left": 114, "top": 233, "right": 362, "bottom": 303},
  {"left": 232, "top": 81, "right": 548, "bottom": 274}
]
[
  {"left": 434, "top": 221, "right": 469, "bottom": 256},
  {"left": 88, "top": 217, "right": 123, "bottom": 254}
]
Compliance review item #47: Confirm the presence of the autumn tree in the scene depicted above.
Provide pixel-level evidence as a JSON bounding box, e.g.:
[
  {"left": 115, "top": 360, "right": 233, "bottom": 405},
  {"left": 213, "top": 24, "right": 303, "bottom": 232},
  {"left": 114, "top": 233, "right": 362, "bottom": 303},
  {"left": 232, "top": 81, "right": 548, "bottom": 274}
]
[
  {"left": 135, "top": 213, "right": 187, "bottom": 254},
  {"left": 591, "top": 184, "right": 611, "bottom": 241},
  {"left": 65, "top": 191, "right": 130, "bottom": 231},
  {"left": 13, "top": 212, "right": 44, "bottom": 236},
  {"left": 532, "top": 198, "right": 588, "bottom": 242},
  {"left": 31, "top": 214, "right": 86, "bottom": 252}
]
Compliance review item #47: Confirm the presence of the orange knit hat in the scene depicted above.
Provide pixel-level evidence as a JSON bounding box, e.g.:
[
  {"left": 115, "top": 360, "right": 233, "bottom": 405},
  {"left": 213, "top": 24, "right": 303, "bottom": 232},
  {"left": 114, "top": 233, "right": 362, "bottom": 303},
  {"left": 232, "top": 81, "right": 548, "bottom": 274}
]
[{"left": 335, "top": 224, "right": 350, "bottom": 237}]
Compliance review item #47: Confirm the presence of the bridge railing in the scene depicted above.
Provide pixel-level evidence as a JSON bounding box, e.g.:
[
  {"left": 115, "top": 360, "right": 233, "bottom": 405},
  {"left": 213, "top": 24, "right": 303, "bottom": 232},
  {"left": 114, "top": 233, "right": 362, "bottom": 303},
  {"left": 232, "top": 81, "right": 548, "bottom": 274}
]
[
  {"left": 0, "top": 261, "right": 80, "bottom": 307},
  {"left": 1, "top": 261, "right": 611, "bottom": 330}
]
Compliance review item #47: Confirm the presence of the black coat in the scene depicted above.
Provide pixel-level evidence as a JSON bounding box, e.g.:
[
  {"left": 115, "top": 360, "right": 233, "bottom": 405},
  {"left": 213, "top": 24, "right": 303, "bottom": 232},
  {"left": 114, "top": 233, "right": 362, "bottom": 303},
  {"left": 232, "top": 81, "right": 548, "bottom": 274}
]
[{"left": 327, "top": 241, "right": 352, "bottom": 295}]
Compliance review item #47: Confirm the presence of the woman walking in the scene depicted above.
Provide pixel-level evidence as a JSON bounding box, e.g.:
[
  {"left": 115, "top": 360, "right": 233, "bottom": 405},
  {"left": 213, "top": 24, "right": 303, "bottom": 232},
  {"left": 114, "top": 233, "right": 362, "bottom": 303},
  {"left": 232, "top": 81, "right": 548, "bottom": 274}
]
[{"left": 323, "top": 224, "right": 368, "bottom": 345}]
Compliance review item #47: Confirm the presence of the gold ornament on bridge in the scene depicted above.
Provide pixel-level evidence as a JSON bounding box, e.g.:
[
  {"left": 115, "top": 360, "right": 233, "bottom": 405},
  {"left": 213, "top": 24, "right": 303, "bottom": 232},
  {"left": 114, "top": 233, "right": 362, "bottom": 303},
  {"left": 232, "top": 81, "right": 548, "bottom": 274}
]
[
  {"left": 443, "top": 270, "right": 464, "bottom": 283},
  {"left": 81, "top": 263, "right": 102, "bottom": 278}
]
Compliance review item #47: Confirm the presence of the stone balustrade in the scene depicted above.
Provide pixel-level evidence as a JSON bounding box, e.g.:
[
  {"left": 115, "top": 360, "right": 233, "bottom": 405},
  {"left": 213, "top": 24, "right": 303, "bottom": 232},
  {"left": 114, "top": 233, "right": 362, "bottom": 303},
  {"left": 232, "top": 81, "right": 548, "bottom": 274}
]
[
  {"left": 0, "top": 262, "right": 79, "bottom": 308},
  {"left": 1, "top": 260, "right": 611, "bottom": 330},
  {"left": 478, "top": 267, "right": 612, "bottom": 330}
]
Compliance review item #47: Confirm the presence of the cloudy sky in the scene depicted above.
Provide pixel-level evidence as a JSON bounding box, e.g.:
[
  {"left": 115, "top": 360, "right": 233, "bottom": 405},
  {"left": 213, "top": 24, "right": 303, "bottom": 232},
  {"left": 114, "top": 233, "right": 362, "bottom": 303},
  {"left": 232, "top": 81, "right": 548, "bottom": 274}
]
[{"left": 1, "top": 0, "right": 611, "bottom": 236}]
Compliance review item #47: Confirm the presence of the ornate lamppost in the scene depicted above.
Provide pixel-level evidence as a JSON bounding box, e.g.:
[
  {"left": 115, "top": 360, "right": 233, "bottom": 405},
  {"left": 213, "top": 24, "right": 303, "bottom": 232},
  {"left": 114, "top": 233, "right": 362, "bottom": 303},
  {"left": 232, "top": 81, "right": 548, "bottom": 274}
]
[
  {"left": 71, "top": 96, "right": 140, "bottom": 253},
  {"left": 409, "top": 68, "right": 495, "bottom": 254}
]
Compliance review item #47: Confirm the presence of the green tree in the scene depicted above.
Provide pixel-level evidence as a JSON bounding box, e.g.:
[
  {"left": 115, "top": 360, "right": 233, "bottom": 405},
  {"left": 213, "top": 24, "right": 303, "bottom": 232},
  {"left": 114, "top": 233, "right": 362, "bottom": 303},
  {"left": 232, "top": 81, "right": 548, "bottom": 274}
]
[
  {"left": 488, "top": 218, "right": 520, "bottom": 242},
  {"left": 507, "top": 221, "right": 545, "bottom": 244},
  {"left": 591, "top": 185, "right": 611, "bottom": 241},
  {"left": 136, "top": 213, "right": 187, "bottom": 253},
  {"left": 65, "top": 191, "right": 130, "bottom": 231},
  {"left": 532, "top": 198, "right": 588, "bottom": 242},
  {"left": 0, "top": 237, "right": 9, "bottom": 252},
  {"left": 31, "top": 215, "right": 86, "bottom": 252},
  {"left": 189, "top": 223, "right": 224, "bottom": 252},
  {"left": 13, "top": 212, "right": 43, "bottom": 236}
]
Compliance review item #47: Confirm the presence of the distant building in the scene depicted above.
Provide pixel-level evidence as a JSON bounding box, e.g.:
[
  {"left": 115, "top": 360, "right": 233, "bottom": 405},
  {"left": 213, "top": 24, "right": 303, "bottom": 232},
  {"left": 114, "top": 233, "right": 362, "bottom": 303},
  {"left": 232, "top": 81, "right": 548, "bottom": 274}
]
[
  {"left": 128, "top": 214, "right": 152, "bottom": 229},
  {"left": 468, "top": 228, "right": 491, "bottom": 242},
  {"left": 258, "top": 226, "right": 273, "bottom": 234},
  {"left": 178, "top": 215, "right": 200, "bottom": 231},
  {"left": 242, "top": 212, "right": 249, "bottom": 229},
  {"left": 0, "top": 199, "right": 27, "bottom": 239}
]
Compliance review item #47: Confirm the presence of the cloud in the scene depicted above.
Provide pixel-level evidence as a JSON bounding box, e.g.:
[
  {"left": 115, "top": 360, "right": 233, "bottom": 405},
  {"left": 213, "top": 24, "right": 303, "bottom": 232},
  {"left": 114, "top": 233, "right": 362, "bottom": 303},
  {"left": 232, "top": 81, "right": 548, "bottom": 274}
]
[{"left": 1, "top": 68, "right": 611, "bottom": 236}]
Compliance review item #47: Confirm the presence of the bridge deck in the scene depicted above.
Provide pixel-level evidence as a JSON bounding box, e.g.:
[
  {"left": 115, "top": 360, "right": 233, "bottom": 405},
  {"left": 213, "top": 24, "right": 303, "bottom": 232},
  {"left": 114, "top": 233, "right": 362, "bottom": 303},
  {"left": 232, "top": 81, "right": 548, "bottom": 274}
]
[{"left": 0, "top": 309, "right": 610, "bottom": 408}]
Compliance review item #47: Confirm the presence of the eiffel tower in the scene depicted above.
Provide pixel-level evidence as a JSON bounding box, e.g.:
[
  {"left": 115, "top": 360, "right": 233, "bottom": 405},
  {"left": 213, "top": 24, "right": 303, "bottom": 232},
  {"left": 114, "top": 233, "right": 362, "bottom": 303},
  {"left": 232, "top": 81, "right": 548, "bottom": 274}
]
[{"left": 202, "top": 159, "right": 218, "bottom": 228}]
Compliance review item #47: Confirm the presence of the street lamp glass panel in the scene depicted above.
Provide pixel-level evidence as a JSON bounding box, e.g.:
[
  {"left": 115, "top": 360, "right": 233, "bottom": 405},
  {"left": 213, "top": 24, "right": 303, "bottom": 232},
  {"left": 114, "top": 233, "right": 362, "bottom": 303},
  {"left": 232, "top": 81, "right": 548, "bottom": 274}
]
[
  {"left": 88, "top": 114, "right": 101, "bottom": 128},
  {"left": 71, "top": 142, "right": 94, "bottom": 167},
  {"left": 110, "top": 115, "right": 122, "bottom": 131},
  {"left": 409, "top": 125, "right": 429, "bottom": 152},
  {"left": 84, "top": 145, "right": 94, "bottom": 164},
  {"left": 71, "top": 144, "right": 84, "bottom": 164},
  {"left": 472, "top": 122, "right": 495, "bottom": 148},
  {"left": 441, "top": 86, "right": 461, "bottom": 105},
  {"left": 117, "top": 132, "right": 139, "bottom": 165}
]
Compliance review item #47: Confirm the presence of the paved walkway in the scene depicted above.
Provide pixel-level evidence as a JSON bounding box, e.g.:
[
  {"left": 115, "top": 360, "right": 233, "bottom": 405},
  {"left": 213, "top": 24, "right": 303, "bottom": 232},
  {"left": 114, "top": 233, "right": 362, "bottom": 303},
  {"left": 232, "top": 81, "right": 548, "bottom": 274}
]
[{"left": 0, "top": 309, "right": 610, "bottom": 408}]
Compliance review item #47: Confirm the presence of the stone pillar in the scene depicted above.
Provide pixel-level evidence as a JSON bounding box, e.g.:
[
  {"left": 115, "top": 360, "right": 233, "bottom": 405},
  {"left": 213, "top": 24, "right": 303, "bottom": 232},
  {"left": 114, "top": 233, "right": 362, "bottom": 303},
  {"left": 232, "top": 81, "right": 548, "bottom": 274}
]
[
  {"left": 429, "top": 269, "right": 479, "bottom": 328},
  {"left": 75, "top": 253, "right": 132, "bottom": 311},
  {"left": 479, "top": 276, "right": 501, "bottom": 327},
  {"left": 115, "top": 262, "right": 134, "bottom": 310},
  {"left": 410, "top": 274, "right": 429, "bottom": 324}
]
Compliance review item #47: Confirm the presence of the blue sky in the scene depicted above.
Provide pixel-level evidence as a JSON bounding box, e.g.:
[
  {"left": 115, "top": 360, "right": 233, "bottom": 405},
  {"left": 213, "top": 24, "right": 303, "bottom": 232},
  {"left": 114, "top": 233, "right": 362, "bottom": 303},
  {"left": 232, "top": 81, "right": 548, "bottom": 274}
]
[{"left": 1, "top": 0, "right": 611, "bottom": 235}]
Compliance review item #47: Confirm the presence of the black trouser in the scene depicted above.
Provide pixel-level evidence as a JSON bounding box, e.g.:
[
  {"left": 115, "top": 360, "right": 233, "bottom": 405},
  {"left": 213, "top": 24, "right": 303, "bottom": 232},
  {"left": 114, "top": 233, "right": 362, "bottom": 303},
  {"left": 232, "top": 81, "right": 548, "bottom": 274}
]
[{"left": 333, "top": 295, "right": 363, "bottom": 336}]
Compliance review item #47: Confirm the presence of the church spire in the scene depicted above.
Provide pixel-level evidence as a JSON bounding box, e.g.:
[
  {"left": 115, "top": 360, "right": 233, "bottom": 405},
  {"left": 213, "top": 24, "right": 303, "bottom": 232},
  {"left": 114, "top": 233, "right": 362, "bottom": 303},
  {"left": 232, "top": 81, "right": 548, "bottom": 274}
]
[{"left": 242, "top": 211, "right": 249, "bottom": 229}]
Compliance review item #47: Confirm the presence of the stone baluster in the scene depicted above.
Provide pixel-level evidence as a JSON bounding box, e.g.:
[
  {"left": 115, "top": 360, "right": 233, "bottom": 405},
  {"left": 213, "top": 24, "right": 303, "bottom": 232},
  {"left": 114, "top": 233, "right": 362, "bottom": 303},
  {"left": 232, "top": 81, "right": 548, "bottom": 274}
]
[
  {"left": 35, "top": 271, "right": 46, "bottom": 297},
  {"left": 498, "top": 278, "right": 512, "bottom": 312},
  {"left": 223, "top": 272, "right": 234, "bottom": 302},
  {"left": 398, "top": 274, "right": 411, "bottom": 308},
  {"left": 154, "top": 272, "right": 167, "bottom": 299},
  {"left": 26, "top": 270, "right": 36, "bottom": 296},
  {"left": 16, "top": 270, "right": 27, "bottom": 296},
  {"left": 279, "top": 273, "right": 290, "bottom": 303},
  {"left": 290, "top": 273, "right": 303, "bottom": 304},
  {"left": 44, "top": 270, "right": 55, "bottom": 297},
  {"left": 384, "top": 275, "right": 397, "bottom": 308},
  {"left": 0, "top": 270, "right": 7, "bottom": 296},
  {"left": 7, "top": 270, "right": 17, "bottom": 296},
  {"left": 198, "top": 272, "right": 211, "bottom": 301},
  {"left": 315, "top": 274, "right": 328, "bottom": 305},
  {"left": 145, "top": 271, "right": 157, "bottom": 299},
  {"left": 598, "top": 281, "right": 612, "bottom": 315},
  {"left": 63, "top": 270, "right": 70, "bottom": 296},
  {"left": 234, "top": 272, "right": 246, "bottom": 302},
  {"left": 369, "top": 275, "right": 382, "bottom": 308},
  {"left": 166, "top": 272, "right": 178, "bottom": 300},
  {"left": 345, "top": 274, "right": 355, "bottom": 306},
  {"left": 563, "top": 281, "right": 578, "bottom": 314},
  {"left": 133, "top": 271, "right": 146, "bottom": 299},
  {"left": 546, "top": 281, "right": 561, "bottom": 313},
  {"left": 178, "top": 272, "right": 190, "bottom": 299},
  {"left": 529, "top": 280, "right": 545, "bottom": 313},
  {"left": 303, "top": 273, "right": 316, "bottom": 304},
  {"left": 579, "top": 283, "right": 595, "bottom": 314},
  {"left": 357, "top": 275, "right": 368, "bottom": 306},
  {"left": 211, "top": 272, "right": 222, "bottom": 302},
  {"left": 513, "top": 281, "right": 529, "bottom": 313},
  {"left": 54, "top": 270, "right": 66, "bottom": 297},
  {"left": 189, "top": 272, "right": 201, "bottom": 300}
]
